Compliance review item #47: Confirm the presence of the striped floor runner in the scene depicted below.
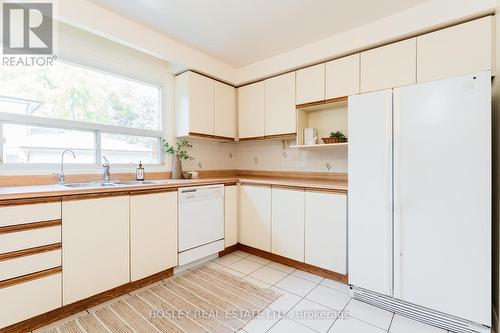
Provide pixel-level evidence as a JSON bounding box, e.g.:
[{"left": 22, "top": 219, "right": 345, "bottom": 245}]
[{"left": 40, "top": 266, "right": 281, "bottom": 333}]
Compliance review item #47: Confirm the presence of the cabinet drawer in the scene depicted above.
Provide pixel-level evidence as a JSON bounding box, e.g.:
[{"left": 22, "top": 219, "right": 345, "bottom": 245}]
[
  {"left": 0, "top": 202, "right": 61, "bottom": 227},
  {"left": 0, "top": 249, "right": 61, "bottom": 281},
  {"left": 0, "top": 272, "right": 62, "bottom": 328},
  {"left": 0, "top": 226, "right": 61, "bottom": 253}
]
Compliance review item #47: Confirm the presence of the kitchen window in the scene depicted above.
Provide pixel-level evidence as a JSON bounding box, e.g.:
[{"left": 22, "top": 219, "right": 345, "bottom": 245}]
[{"left": 0, "top": 60, "right": 163, "bottom": 166}]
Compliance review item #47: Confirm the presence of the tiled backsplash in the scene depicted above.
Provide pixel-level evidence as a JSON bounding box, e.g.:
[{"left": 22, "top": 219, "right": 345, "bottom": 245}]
[{"left": 182, "top": 139, "right": 347, "bottom": 173}]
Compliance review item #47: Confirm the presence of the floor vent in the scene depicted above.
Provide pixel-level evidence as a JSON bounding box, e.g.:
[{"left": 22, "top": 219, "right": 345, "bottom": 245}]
[{"left": 351, "top": 287, "right": 490, "bottom": 333}]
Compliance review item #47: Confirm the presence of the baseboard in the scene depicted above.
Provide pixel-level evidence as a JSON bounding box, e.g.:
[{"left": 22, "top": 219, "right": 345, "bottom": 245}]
[
  {"left": 220, "top": 243, "right": 348, "bottom": 284},
  {"left": 0, "top": 267, "right": 174, "bottom": 333}
]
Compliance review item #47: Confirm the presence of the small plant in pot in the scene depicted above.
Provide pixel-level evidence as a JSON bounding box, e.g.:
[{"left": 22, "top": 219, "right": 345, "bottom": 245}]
[
  {"left": 323, "top": 131, "right": 348, "bottom": 144},
  {"left": 162, "top": 139, "right": 193, "bottom": 179}
]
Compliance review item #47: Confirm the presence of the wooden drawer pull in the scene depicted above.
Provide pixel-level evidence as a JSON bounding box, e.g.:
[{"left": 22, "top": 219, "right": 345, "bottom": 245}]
[
  {"left": 0, "top": 243, "right": 62, "bottom": 261},
  {"left": 0, "top": 266, "right": 61, "bottom": 289},
  {"left": 0, "top": 219, "right": 61, "bottom": 235}
]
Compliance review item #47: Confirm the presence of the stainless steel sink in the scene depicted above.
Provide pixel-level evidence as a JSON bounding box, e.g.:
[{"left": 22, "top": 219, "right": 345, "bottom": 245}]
[
  {"left": 63, "top": 180, "right": 170, "bottom": 188},
  {"left": 111, "top": 180, "right": 170, "bottom": 186},
  {"left": 63, "top": 182, "right": 118, "bottom": 188}
]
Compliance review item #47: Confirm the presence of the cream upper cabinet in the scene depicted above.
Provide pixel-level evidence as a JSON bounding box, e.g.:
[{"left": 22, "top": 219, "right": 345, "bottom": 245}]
[
  {"left": 238, "top": 81, "right": 265, "bottom": 139},
  {"left": 326, "top": 54, "right": 360, "bottom": 99},
  {"left": 224, "top": 185, "right": 238, "bottom": 247},
  {"left": 271, "top": 188, "right": 305, "bottom": 262},
  {"left": 296, "top": 63, "right": 325, "bottom": 105},
  {"left": 62, "top": 196, "right": 129, "bottom": 305},
  {"left": 305, "top": 191, "right": 347, "bottom": 274},
  {"left": 130, "top": 191, "right": 177, "bottom": 281},
  {"left": 240, "top": 185, "right": 271, "bottom": 251},
  {"left": 417, "top": 16, "right": 493, "bottom": 83},
  {"left": 265, "top": 72, "right": 296, "bottom": 136},
  {"left": 175, "top": 71, "right": 214, "bottom": 137},
  {"left": 361, "top": 38, "right": 416, "bottom": 93},
  {"left": 214, "top": 81, "right": 236, "bottom": 139}
]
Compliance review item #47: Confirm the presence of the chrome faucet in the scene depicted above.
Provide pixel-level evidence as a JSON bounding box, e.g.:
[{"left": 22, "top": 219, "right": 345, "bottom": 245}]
[
  {"left": 54, "top": 149, "right": 76, "bottom": 184},
  {"left": 102, "top": 156, "right": 111, "bottom": 183}
]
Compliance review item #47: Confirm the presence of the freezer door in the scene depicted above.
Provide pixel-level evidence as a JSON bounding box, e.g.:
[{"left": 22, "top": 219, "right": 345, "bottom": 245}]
[
  {"left": 393, "top": 72, "right": 491, "bottom": 326},
  {"left": 348, "top": 89, "right": 393, "bottom": 296}
]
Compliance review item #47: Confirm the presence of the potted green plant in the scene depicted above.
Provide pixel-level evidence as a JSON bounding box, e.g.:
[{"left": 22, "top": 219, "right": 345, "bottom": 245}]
[
  {"left": 322, "top": 131, "right": 348, "bottom": 144},
  {"left": 162, "top": 139, "right": 193, "bottom": 179}
]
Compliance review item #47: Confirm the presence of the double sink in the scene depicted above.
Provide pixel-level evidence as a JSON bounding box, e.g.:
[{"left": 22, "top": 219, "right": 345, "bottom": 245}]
[{"left": 63, "top": 180, "right": 171, "bottom": 189}]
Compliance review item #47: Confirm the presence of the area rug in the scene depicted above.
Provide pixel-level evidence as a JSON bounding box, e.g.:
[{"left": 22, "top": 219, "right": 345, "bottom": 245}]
[{"left": 40, "top": 265, "right": 281, "bottom": 333}]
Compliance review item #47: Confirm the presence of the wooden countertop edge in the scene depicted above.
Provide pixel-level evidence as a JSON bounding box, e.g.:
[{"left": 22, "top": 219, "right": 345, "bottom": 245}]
[{"left": 0, "top": 177, "right": 347, "bottom": 201}]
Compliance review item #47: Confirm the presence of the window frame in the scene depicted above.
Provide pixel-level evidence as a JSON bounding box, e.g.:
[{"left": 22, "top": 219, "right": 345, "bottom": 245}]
[{"left": 0, "top": 59, "right": 165, "bottom": 169}]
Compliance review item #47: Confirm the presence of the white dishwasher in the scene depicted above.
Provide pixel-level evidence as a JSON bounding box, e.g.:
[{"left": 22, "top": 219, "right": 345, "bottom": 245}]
[{"left": 178, "top": 184, "right": 225, "bottom": 266}]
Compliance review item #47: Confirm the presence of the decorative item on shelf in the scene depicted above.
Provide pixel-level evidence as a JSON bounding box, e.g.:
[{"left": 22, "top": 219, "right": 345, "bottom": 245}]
[
  {"left": 162, "top": 139, "right": 194, "bottom": 179},
  {"left": 304, "top": 128, "right": 318, "bottom": 145},
  {"left": 136, "top": 161, "right": 145, "bottom": 181},
  {"left": 323, "top": 131, "right": 348, "bottom": 144},
  {"left": 182, "top": 172, "right": 192, "bottom": 179}
]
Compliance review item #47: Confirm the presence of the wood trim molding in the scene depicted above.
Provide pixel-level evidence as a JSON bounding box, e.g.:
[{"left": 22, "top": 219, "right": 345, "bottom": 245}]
[
  {"left": 297, "top": 96, "right": 348, "bottom": 109},
  {"left": 238, "top": 133, "right": 296, "bottom": 142},
  {"left": 218, "top": 244, "right": 239, "bottom": 257},
  {"left": 0, "top": 243, "right": 62, "bottom": 262},
  {"left": 0, "top": 196, "right": 61, "bottom": 207},
  {"left": 271, "top": 184, "right": 306, "bottom": 191},
  {"left": 62, "top": 191, "right": 131, "bottom": 202},
  {"left": 0, "top": 219, "right": 61, "bottom": 235},
  {"left": 237, "top": 170, "right": 348, "bottom": 182},
  {"left": 0, "top": 267, "right": 61, "bottom": 290},
  {"left": 129, "top": 188, "right": 178, "bottom": 196},
  {"left": 189, "top": 132, "right": 236, "bottom": 142},
  {"left": 0, "top": 267, "right": 174, "bottom": 333},
  {"left": 233, "top": 243, "right": 348, "bottom": 284},
  {"left": 305, "top": 188, "right": 348, "bottom": 194},
  {"left": 239, "top": 182, "right": 272, "bottom": 187}
]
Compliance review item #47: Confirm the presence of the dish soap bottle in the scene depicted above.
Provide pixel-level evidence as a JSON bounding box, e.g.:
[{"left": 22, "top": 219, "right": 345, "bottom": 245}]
[{"left": 136, "top": 161, "right": 145, "bottom": 181}]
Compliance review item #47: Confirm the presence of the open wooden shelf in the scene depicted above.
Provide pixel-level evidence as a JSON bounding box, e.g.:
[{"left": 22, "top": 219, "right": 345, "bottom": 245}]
[{"left": 290, "top": 142, "right": 348, "bottom": 149}]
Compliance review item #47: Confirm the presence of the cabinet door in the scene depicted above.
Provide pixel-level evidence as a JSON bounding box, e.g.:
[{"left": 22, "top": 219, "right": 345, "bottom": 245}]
[
  {"left": 265, "top": 72, "right": 296, "bottom": 136},
  {"left": 238, "top": 82, "right": 265, "bottom": 139},
  {"left": 130, "top": 191, "right": 177, "bottom": 281},
  {"left": 296, "top": 63, "right": 325, "bottom": 105},
  {"left": 271, "top": 188, "right": 304, "bottom": 262},
  {"left": 360, "top": 38, "right": 416, "bottom": 93},
  {"left": 305, "top": 191, "right": 347, "bottom": 274},
  {"left": 175, "top": 71, "right": 214, "bottom": 137},
  {"left": 214, "top": 81, "right": 236, "bottom": 139},
  {"left": 62, "top": 196, "right": 129, "bottom": 305},
  {"left": 240, "top": 185, "right": 271, "bottom": 251},
  {"left": 224, "top": 185, "right": 238, "bottom": 247},
  {"left": 326, "top": 54, "right": 360, "bottom": 99},
  {"left": 417, "top": 16, "right": 493, "bottom": 83}
]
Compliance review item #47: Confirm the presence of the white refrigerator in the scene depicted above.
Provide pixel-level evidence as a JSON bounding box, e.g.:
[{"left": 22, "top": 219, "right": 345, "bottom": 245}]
[{"left": 348, "top": 72, "right": 491, "bottom": 332}]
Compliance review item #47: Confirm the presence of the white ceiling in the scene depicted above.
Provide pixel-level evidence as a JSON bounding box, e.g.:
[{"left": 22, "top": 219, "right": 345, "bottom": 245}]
[{"left": 88, "top": 0, "right": 429, "bottom": 68}]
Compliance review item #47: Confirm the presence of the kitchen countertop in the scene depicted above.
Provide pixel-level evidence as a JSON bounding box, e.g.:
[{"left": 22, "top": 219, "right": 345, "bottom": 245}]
[{"left": 0, "top": 177, "right": 347, "bottom": 201}]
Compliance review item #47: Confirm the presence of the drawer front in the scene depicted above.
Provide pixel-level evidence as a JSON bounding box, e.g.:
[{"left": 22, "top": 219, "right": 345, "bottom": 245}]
[
  {"left": 0, "top": 226, "right": 61, "bottom": 253},
  {"left": 0, "top": 272, "right": 62, "bottom": 329},
  {"left": 0, "top": 202, "right": 61, "bottom": 227},
  {"left": 0, "top": 249, "right": 61, "bottom": 281}
]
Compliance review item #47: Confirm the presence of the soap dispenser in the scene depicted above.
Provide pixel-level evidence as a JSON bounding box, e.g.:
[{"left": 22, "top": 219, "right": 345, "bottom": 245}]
[{"left": 136, "top": 161, "right": 145, "bottom": 181}]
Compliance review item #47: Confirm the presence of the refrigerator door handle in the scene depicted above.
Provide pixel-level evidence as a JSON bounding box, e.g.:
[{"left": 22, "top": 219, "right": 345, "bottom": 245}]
[{"left": 392, "top": 88, "right": 401, "bottom": 298}]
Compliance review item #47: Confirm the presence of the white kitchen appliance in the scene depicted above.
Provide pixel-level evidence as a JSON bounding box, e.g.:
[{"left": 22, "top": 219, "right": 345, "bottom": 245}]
[
  {"left": 178, "top": 184, "right": 225, "bottom": 266},
  {"left": 348, "top": 72, "right": 491, "bottom": 333},
  {"left": 304, "top": 128, "right": 318, "bottom": 145}
]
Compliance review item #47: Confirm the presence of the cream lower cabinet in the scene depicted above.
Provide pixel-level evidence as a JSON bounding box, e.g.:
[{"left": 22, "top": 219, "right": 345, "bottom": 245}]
[
  {"left": 240, "top": 184, "right": 271, "bottom": 251},
  {"left": 271, "top": 188, "right": 304, "bottom": 262},
  {"left": 62, "top": 195, "right": 130, "bottom": 305},
  {"left": 130, "top": 191, "right": 177, "bottom": 281},
  {"left": 224, "top": 185, "right": 238, "bottom": 247},
  {"left": 305, "top": 191, "right": 347, "bottom": 274}
]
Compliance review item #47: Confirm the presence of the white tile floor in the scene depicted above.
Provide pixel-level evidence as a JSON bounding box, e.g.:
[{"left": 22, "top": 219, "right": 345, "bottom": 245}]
[
  {"left": 218, "top": 250, "right": 451, "bottom": 333},
  {"left": 35, "top": 249, "right": 453, "bottom": 333}
]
